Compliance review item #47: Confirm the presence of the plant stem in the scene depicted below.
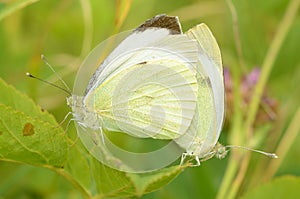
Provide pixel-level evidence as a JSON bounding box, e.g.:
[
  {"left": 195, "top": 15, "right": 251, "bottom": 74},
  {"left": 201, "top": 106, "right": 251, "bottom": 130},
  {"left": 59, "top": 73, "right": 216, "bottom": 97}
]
[
  {"left": 80, "top": 0, "right": 93, "bottom": 57},
  {"left": 226, "top": 0, "right": 246, "bottom": 73},
  {"left": 217, "top": 45, "right": 243, "bottom": 199},
  {"left": 96, "top": 0, "right": 132, "bottom": 67},
  {"left": 263, "top": 105, "right": 300, "bottom": 181},
  {"left": 216, "top": 155, "right": 239, "bottom": 199},
  {"left": 115, "top": 0, "right": 133, "bottom": 32},
  {"left": 0, "top": 0, "right": 40, "bottom": 21},
  {"left": 227, "top": 153, "right": 250, "bottom": 199}
]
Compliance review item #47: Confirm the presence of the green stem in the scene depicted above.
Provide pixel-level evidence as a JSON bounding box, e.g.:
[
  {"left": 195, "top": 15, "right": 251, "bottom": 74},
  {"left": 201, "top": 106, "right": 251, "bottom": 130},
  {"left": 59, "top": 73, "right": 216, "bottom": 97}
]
[
  {"left": 227, "top": 154, "right": 250, "bottom": 199},
  {"left": 217, "top": 39, "right": 244, "bottom": 199},
  {"left": 225, "top": 0, "right": 247, "bottom": 73},
  {"left": 216, "top": 156, "right": 239, "bottom": 199},
  {"left": 263, "top": 105, "right": 300, "bottom": 181},
  {"left": 80, "top": 0, "right": 93, "bottom": 57},
  {"left": 0, "top": 0, "right": 40, "bottom": 21}
]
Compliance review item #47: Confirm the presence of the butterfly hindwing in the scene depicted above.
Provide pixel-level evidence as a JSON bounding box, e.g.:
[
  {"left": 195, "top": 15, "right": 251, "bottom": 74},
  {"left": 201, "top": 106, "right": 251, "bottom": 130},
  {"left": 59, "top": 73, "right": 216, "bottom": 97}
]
[{"left": 175, "top": 23, "right": 224, "bottom": 158}]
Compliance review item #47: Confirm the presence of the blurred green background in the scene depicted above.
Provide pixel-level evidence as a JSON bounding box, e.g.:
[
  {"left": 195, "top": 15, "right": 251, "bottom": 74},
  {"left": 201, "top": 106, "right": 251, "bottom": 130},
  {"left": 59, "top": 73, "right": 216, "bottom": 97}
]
[{"left": 0, "top": 0, "right": 299, "bottom": 198}]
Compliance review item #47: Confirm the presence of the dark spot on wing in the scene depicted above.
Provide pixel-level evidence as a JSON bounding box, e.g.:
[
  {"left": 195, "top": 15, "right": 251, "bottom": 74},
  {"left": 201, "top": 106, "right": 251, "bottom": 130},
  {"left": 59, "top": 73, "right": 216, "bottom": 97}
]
[
  {"left": 23, "top": 122, "right": 35, "bottom": 136},
  {"left": 205, "top": 77, "right": 212, "bottom": 88},
  {"left": 0, "top": 131, "right": 2, "bottom": 135},
  {"left": 135, "top": 14, "right": 182, "bottom": 34},
  {"left": 138, "top": 61, "right": 147, "bottom": 65},
  {"left": 199, "top": 76, "right": 212, "bottom": 88}
]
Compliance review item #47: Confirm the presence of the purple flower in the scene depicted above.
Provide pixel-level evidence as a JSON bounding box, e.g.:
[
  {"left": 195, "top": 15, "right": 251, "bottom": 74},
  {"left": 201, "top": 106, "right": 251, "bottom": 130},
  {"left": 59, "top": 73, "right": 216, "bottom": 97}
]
[
  {"left": 224, "top": 68, "right": 232, "bottom": 91},
  {"left": 224, "top": 67, "right": 278, "bottom": 126},
  {"left": 241, "top": 67, "right": 260, "bottom": 96}
]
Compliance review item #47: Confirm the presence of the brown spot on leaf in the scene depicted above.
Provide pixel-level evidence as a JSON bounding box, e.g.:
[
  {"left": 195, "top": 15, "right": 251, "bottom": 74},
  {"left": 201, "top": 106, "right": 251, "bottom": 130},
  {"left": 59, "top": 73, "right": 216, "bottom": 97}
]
[
  {"left": 23, "top": 122, "right": 35, "bottom": 136},
  {"left": 0, "top": 131, "right": 3, "bottom": 135}
]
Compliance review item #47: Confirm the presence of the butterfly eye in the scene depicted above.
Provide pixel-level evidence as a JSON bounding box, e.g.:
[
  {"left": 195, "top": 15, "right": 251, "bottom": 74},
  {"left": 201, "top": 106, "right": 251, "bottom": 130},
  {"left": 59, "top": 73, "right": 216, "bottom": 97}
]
[{"left": 215, "top": 144, "right": 228, "bottom": 159}]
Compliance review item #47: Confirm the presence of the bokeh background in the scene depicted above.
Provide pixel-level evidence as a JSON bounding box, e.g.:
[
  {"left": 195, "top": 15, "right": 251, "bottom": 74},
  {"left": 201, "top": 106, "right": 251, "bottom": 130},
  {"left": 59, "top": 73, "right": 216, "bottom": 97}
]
[{"left": 0, "top": 0, "right": 299, "bottom": 198}]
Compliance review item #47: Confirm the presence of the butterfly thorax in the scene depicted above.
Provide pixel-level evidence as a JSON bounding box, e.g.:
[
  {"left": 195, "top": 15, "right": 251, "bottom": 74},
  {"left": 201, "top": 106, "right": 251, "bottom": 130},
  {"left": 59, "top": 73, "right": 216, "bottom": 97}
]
[{"left": 67, "top": 95, "right": 102, "bottom": 130}]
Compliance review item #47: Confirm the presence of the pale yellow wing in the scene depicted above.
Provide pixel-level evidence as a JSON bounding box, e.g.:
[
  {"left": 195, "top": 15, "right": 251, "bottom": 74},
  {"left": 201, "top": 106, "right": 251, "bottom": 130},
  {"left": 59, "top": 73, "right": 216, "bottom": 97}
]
[{"left": 176, "top": 23, "right": 224, "bottom": 158}]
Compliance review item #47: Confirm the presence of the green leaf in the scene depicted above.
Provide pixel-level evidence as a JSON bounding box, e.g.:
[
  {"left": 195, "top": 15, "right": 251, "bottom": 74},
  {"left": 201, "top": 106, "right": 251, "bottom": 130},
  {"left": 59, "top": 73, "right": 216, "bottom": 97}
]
[
  {"left": 0, "top": 0, "right": 40, "bottom": 21},
  {"left": 62, "top": 139, "right": 185, "bottom": 198},
  {"left": 90, "top": 157, "right": 135, "bottom": 197},
  {"left": 62, "top": 138, "right": 185, "bottom": 198},
  {"left": 241, "top": 176, "right": 300, "bottom": 199},
  {"left": 0, "top": 78, "right": 68, "bottom": 167},
  {"left": 128, "top": 165, "right": 185, "bottom": 196}
]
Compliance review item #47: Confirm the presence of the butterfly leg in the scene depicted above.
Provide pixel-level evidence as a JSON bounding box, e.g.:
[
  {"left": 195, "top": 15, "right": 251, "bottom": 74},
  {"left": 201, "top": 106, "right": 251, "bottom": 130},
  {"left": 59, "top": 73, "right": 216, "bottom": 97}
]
[
  {"left": 99, "top": 126, "right": 105, "bottom": 146},
  {"left": 68, "top": 122, "right": 87, "bottom": 148},
  {"left": 63, "top": 117, "right": 75, "bottom": 135},
  {"left": 180, "top": 153, "right": 188, "bottom": 165},
  {"left": 55, "top": 112, "right": 73, "bottom": 133},
  {"left": 69, "top": 132, "right": 80, "bottom": 148},
  {"left": 95, "top": 116, "right": 106, "bottom": 145},
  {"left": 188, "top": 155, "right": 201, "bottom": 167},
  {"left": 59, "top": 112, "right": 73, "bottom": 126},
  {"left": 195, "top": 156, "right": 201, "bottom": 166}
]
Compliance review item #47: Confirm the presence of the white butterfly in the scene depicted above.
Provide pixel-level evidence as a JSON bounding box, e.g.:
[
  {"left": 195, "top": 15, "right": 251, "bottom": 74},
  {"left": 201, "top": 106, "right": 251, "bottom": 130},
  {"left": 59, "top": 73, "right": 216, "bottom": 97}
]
[
  {"left": 29, "top": 14, "right": 276, "bottom": 170},
  {"left": 27, "top": 14, "right": 277, "bottom": 172},
  {"left": 67, "top": 15, "right": 230, "bottom": 167}
]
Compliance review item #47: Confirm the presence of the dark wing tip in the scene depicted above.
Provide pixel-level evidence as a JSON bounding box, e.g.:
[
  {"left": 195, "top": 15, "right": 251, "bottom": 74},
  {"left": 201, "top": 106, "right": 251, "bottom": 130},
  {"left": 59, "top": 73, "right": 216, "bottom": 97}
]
[{"left": 135, "top": 14, "right": 182, "bottom": 34}]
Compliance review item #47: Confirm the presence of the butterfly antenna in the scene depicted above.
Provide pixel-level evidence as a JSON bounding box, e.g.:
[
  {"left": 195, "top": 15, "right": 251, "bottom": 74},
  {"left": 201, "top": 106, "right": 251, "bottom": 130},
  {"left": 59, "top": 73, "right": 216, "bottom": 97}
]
[
  {"left": 26, "top": 72, "right": 71, "bottom": 95},
  {"left": 41, "top": 54, "right": 71, "bottom": 93},
  {"left": 225, "top": 145, "right": 278, "bottom": 158}
]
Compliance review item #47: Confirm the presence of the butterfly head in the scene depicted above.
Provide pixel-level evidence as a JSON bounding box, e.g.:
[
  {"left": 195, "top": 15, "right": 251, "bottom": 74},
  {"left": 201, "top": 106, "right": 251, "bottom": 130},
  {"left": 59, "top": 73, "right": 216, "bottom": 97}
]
[{"left": 66, "top": 95, "right": 101, "bottom": 130}]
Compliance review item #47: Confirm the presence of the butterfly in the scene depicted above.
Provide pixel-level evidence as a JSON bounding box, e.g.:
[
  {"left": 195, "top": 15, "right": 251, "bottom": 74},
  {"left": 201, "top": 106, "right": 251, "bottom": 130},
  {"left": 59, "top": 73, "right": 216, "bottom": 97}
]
[
  {"left": 28, "top": 14, "right": 276, "bottom": 171},
  {"left": 67, "top": 14, "right": 227, "bottom": 167}
]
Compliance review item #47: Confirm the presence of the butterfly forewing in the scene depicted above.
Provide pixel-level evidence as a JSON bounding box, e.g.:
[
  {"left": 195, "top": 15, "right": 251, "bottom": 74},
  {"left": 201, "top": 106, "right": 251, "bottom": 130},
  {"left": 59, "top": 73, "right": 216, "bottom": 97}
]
[
  {"left": 84, "top": 56, "right": 198, "bottom": 139},
  {"left": 85, "top": 14, "right": 183, "bottom": 95}
]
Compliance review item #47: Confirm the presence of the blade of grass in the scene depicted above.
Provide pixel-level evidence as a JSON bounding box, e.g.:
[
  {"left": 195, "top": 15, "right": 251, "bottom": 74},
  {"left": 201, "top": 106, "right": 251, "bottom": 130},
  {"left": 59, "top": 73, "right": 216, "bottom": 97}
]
[
  {"left": 216, "top": 58, "right": 244, "bottom": 199},
  {"left": 263, "top": 105, "right": 300, "bottom": 181},
  {"left": 216, "top": 1, "right": 245, "bottom": 198},
  {"left": 169, "top": 1, "right": 225, "bottom": 21},
  {"left": 95, "top": 0, "right": 132, "bottom": 68},
  {"left": 79, "top": 0, "right": 93, "bottom": 57},
  {"left": 0, "top": 0, "right": 40, "bottom": 21},
  {"left": 115, "top": 0, "right": 132, "bottom": 32},
  {"left": 225, "top": 0, "right": 246, "bottom": 73}
]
